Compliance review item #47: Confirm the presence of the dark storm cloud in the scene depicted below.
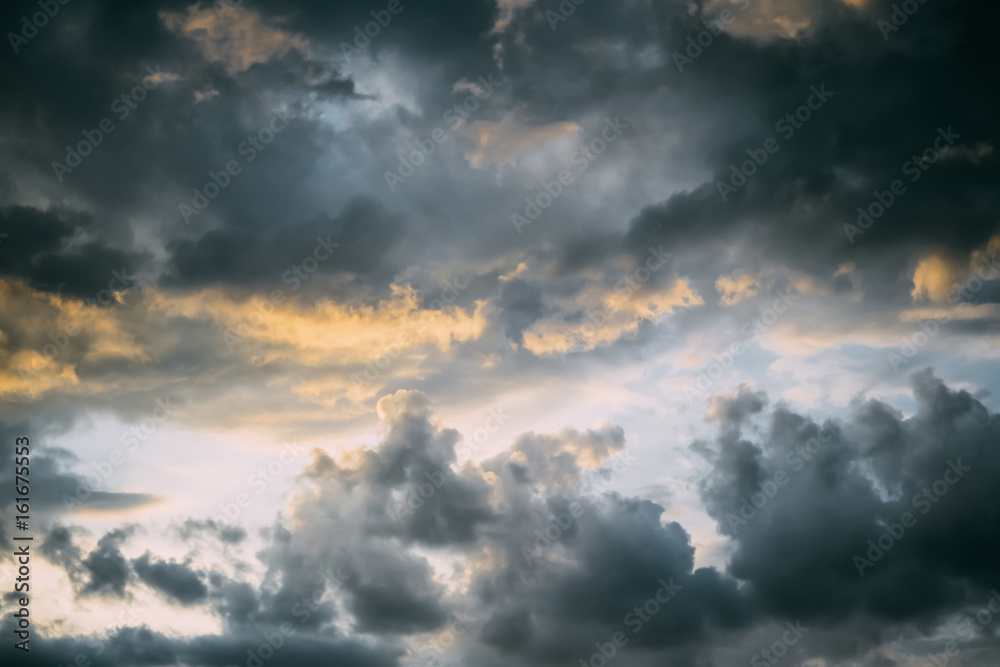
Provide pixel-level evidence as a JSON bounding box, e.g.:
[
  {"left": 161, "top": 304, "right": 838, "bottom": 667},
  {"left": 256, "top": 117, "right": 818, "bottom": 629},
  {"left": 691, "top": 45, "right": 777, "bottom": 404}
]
[
  {"left": 0, "top": 621, "right": 400, "bottom": 667},
  {"left": 0, "top": 206, "right": 149, "bottom": 298},
  {"left": 296, "top": 391, "right": 496, "bottom": 551},
  {"left": 0, "top": 0, "right": 373, "bottom": 297},
  {"left": 81, "top": 526, "right": 136, "bottom": 598},
  {"left": 280, "top": 391, "right": 754, "bottom": 660},
  {"left": 260, "top": 382, "right": 1000, "bottom": 664},
  {"left": 254, "top": 0, "right": 497, "bottom": 69},
  {"left": 15, "top": 378, "right": 1000, "bottom": 665},
  {"left": 603, "top": 0, "right": 1000, "bottom": 295},
  {"left": 132, "top": 552, "right": 209, "bottom": 605},
  {"left": 496, "top": 278, "right": 546, "bottom": 344},
  {"left": 207, "top": 572, "right": 260, "bottom": 625},
  {"left": 429, "top": 0, "right": 1000, "bottom": 325},
  {"left": 3, "top": 0, "right": 1000, "bottom": 663},
  {"left": 39, "top": 523, "right": 85, "bottom": 581},
  {"left": 1, "top": 0, "right": 995, "bottom": 321},
  {"left": 161, "top": 196, "right": 404, "bottom": 292},
  {"left": 338, "top": 547, "right": 449, "bottom": 634},
  {"left": 474, "top": 493, "right": 753, "bottom": 656},
  {"left": 454, "top": 419, "right": 752, "bottom": 664},
  {"left": 696, "top": 369, "right": 1000, "bottom": 635},
  {"left": 233, "top": 51, "right": 361, "bottom": 100}
]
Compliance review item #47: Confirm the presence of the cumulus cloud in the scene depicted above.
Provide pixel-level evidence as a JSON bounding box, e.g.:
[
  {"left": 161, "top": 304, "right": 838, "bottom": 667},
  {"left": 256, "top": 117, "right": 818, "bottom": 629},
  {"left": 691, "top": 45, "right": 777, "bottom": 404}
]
[
  {"left": 2, "top": 0, "right": 999, "bottom": 664},
  {"left": 132, "top": 553, "right": 209, "bottom": 605}
]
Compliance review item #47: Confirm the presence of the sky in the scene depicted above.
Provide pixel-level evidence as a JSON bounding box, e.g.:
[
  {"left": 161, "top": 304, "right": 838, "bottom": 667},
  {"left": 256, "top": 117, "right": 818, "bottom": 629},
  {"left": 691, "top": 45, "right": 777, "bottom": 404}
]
[{"left": 1, "top": 0, "right": 999, "bottom": 665}]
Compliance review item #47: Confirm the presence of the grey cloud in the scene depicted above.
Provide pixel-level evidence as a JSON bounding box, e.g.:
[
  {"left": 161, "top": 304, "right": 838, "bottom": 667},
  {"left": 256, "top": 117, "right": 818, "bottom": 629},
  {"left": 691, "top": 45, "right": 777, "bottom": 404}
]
[
  {"left": 697, "top": 369, "right": 1000, "bottom": 634},
  {"left": 132, "top": 552, "right": 209, "bottom": 605},
  {"left": 81, "top": 527, "right": 136, "bottom": 598}
]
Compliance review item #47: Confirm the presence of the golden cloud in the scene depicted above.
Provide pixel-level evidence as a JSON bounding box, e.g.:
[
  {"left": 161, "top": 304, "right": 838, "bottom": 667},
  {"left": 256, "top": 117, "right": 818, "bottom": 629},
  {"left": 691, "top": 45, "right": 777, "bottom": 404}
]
[
  {"left": 715, "top": 271, "right": 760, "bottom": 306},
  {"left": 523, "top": 278, "right": 703, "bottom": 356},
  {"left": 464, "top": 112, "right": 581, "bottom": 168},
  {"left": 160, "top": 4, "right": 308, "bottom": 74},
  {"left": 146, "top": 284, "right": 487, "bottom": 367},
  {"left": 0, "top": 279, "right": 146, "bottom": 399}
]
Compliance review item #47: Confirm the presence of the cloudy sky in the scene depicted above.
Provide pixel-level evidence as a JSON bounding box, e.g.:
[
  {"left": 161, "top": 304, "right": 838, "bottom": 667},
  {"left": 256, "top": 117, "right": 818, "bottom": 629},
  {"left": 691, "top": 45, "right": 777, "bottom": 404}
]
[{"left": 1, "top": 0, "right": 999, "bottom": 665}]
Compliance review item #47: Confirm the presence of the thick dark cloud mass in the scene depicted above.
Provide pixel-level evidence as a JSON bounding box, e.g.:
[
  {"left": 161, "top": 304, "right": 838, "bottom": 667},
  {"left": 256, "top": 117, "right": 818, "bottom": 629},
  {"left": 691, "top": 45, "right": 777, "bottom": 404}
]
[
  {"left": 241, "top": 378, "right": 1000, "bottom": 665},
  {"left": 2, "top": 0, "right": 999, "bottom": 664},
  {"left": 160, "top": 196, "right": 403, "bottom": 292},
  {"left": 0, "top": 622, "right": 400, "bottom": 667},
  {"left": 0, "top": 0, "right": 995, "bottom": 419},
  {"left": 132, "top": 553, "right": 208, "bottom": 605},
  {"left": 9, "top": 376, "right": 1000, "bottom": 665},
  {"left": 81, "top": 527, "right": 136, "bottom": 598},
  {"left": 39, "top": 524, "right": 85, "bottom": 580},
  {"left": 698, "top": 370, "right": 1000, "bottom": 625}
]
